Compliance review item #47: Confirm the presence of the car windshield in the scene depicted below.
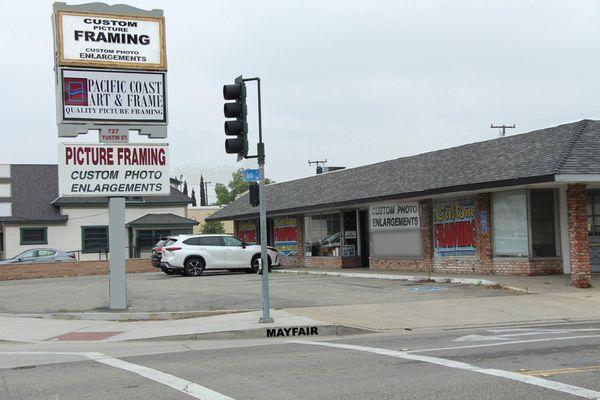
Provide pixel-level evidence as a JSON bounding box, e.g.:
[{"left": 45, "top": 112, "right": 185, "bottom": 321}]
[{"left": 154, "top": 239, "right": 166, "bottom": 249}]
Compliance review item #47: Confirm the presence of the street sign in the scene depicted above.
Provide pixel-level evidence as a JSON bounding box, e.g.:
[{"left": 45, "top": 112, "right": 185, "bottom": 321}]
[
  {"left": 243, "top": 168, "right": 260, "bottom": 182},
  {"left": 54, "top": 10, "right": 166, "bottom": 70},
  {"left": 59, "top": 68, "right": 167, "bottom": 124},
  {"left": 57, "top": 143, "right": 170, "bottom": 197}
]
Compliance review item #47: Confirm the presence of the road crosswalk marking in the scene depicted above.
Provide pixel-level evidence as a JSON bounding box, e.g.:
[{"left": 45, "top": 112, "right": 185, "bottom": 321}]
[
  {"left": 0, "top": 351, "right": 235, "bottom": 400},
  {"left": 292, "top": 341, "right": 600, "bottom": 400}
]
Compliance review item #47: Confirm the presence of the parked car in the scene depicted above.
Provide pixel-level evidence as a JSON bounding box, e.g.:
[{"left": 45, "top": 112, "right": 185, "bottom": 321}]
[
  {"left": 0, "top": 248, "right": 76, "bottom": 265},
  {"left": 150, "top": 238, "right": 169, "bottom": 270},
  {"left": 160, "top": 234, "right": 280, "bottom": 276}
]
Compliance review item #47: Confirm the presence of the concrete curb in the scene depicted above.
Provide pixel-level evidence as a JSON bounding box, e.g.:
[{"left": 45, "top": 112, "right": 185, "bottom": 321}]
[
  {"left": 128, "top": 324, "right": 373, "bottom": 342},
  {"left": 273, "top": 269, "right": 529, "bottom": 293},
  {"left": 0, "top": 309, "right": 253, "bottom": 322}
]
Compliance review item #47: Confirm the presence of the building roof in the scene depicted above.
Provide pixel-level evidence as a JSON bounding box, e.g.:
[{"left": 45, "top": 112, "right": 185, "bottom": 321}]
[
  {"left": 0, "top": 164, "right": 67, "bottom": 224},
  {"left": 126, "top": 213, "right": 199, "bottom": 227},
  {"left": 0, "top": 164, "right": 192, "bottom": 224},
  {"left": 209, "top": 119, "right": 600, "bottom": 221}
]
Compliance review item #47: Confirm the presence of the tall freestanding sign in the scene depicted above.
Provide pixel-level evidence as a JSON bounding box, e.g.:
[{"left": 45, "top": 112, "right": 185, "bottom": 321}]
[{"left": 52, "top": 2, "right": 169, "bottom": 309}]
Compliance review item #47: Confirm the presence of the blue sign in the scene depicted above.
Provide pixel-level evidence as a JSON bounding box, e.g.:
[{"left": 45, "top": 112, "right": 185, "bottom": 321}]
[
  {"left": 480, "top": 210, "right": 488, "bottom": 234},
  {"left": 242, "top": 169, "right": 260, "bottom": 182}
]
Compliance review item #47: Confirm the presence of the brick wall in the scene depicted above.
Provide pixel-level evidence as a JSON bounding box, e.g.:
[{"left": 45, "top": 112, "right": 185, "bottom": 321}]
[
  {"left": 0, "top": 258, "right": 154, "bottom": 281},
  {"left": 567, "top": 184, "right": 592, "bottom": 288},
  {"left": 370, "top": 193, "right": 566, "bottom": 277}
]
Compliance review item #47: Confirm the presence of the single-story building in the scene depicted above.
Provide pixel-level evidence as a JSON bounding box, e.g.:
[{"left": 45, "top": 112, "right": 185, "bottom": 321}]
[
  {"left": 208, "top": 120, "right": 600, "bottom": 288},
  {"left": 187, "top": 206, "right": 234, "bottom": 234},
  {"left": 0, "top": 164, "right": 197, "bottom": 260}
]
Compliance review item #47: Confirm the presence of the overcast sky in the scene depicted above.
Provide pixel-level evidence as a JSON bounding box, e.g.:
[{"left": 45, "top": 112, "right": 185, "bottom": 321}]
[{"left": 2, "top": 0, "right": 600, "bottom": 201}]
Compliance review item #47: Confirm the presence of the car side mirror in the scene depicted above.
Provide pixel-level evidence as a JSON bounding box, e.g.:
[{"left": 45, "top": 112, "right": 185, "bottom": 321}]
[{"left": 241, "top": 242, "right": 247, "bottom": 248}]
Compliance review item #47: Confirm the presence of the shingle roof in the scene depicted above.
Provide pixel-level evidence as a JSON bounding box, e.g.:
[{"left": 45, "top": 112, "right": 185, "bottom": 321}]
[
  {"left": 126, "top": 213, "right": 199, "bottom": 227},
  {"left": 209, "top": 119, "right": 600, "bottom": 221},
  {"left": 0, "top": 164, "right": 67, "bottom": 223},
  {"left": 0, "top": 164, "right": 192, "bottom": 224}
]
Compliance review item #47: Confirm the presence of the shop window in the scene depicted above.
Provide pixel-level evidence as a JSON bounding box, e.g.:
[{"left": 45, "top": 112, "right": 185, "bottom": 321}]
[
  {"left": 433, "top": 198, "right": 476, "bottom": 257},
  {"left": 304, "top": 213, "right": 341, "bottom": 257},
  {"left": 82, "top": 226, "right": 109, "bottom": 253},
  {"left": 342, "top": 211, "right": 358, "bottom": 257},
  {"left": 588, "top": 193, "right": 600, "bottom": 236},
  {"left": 273, "top": 217, "right": 298, "bottom": 256},
  {"left": 20, "top": 227, "right": 47, "bottom": 245},
  {"left": 369, "top": 202, "right": 422, "bottom": 258},
  {"left": 492, "top": 191, "right": 529, "bottom": 257},
  {"left": 530, "top": 190, "right": 559, "bottom": 257},
  {"left": 238, "top": 220, "right": 257, "bottom": 244}
]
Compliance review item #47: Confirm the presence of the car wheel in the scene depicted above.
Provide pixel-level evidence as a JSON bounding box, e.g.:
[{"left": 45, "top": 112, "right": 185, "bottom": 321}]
[
  {"left": 249, "top": 255, "right": 261, "bottom": 273},
  {"left": 161, "top": 268, "right": 176, "bottom": 275},
  {"left": 252, "top": 256, "right": 272, "bottom": 274},
  {"left": 184, "top": 257, "right": 205, "bottom": 276}
]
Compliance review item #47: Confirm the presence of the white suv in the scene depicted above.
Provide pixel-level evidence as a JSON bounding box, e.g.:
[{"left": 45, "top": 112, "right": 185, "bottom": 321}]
[{"left": 160, "top": 234, "right": 280, "bottom": 276}]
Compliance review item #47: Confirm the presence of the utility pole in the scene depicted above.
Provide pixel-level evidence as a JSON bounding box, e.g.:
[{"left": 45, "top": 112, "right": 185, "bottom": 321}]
[
  {"left": 204, "top": 180, "right": 212, "bottom": 205},
  {"left": 490, "top": 124, "right": 515, "bottom": 137}
]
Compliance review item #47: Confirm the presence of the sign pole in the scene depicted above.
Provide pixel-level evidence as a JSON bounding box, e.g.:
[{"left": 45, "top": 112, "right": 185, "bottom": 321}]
[{"left": 108, "top": 196, "right": 127, "bottom": 310}]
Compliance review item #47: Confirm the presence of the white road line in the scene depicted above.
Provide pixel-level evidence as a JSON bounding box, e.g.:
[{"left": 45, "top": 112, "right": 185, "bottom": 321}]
[
  {"left": 291, "top": 341, "right": 600, "bottom": 400},
  {"left": 409, "top": 334, "right": 600, "bottom": 353},
  {"left": 0, "top": 352, "right": 235, "bottom": 400}
]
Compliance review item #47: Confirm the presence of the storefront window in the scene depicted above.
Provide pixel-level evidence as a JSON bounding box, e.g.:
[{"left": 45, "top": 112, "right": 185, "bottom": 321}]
[
  {"left": 304, "top": 213, "right": 341, "bottom": 257},
  {"left": 433, "top": 198, "right": 476, "bottom": 257},
  {"left": 530, "top": 190, "right": 559, "bottom": 257},
  {"left": 238, "top": 220, "right": 257, "bottom": 244},
  {"left": 342, "top": 211, "right": 358, "bottom": 257},
  {"left": 273, "top": 216, "right": 298, "bottom": 256},
  {"left": 492, "top": 191, "right": 528, "bottom": 257}
]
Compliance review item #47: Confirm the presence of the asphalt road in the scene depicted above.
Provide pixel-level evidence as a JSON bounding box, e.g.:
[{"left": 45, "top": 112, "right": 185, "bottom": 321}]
[
  {"left": 1, "top": 321, "right": 600, "bottom": 399},
  {"left": 0, "top": 271, "right": 516, "bottom": 313}
]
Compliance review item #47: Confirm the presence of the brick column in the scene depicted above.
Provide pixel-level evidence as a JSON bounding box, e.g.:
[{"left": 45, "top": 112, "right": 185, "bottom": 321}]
[
  {"left": 420, "top": 199, "right": 433, "bottom": 273},
  {"left": 296, "top": 214, "right": 304, "bottom": 265},
  {"left": 476, "top": 193, "right": 493, "bottom": 274},
  {"left": 567, "top": 184, "right": 591, "bottom": 288}
]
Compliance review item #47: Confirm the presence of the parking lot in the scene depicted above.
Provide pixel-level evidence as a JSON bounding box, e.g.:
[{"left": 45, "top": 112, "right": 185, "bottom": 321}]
[{"left": 0, "top": 270, "right": 518, "bottom": 314}]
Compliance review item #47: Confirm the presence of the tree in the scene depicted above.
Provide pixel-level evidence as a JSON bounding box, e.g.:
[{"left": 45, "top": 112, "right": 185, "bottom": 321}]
[
  {"left": 214, "top": 169, "right": 276, "bottom": 205},
  {"left": 183, "top": 181, "right": 188, "bottom": 196},
  {"left": 202, "top": 220, "right": 225, "bottom": 234},
  {"left": 191, "top": 189, "right": 197, "bottom": 206},
  {"left": 200, "top": 175, "right": 207, "bottom": 206},
  {"left": 215, "top": 183, "right": 231, "bottom": 205}
]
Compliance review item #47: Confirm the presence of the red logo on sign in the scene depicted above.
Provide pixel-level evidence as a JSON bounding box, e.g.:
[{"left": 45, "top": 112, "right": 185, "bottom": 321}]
[{"left": 64, "top": 78, "right": 88, "bottom": 106}]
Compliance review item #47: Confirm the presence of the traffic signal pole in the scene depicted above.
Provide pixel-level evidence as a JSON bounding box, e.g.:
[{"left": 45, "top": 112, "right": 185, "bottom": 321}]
[
  {"left": 223, "top": 75, "right": 272, "bottom": 323},
  {"left": 244, "top": 77, "right": 273, "bottom": 323}
]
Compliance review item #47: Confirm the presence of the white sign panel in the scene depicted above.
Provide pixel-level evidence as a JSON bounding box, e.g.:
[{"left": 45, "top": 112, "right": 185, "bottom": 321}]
[
  {"left": 370, "top": 202, "right": 420, "bottom": 231},
  {"left": 56, "top": 12, "right": 166, "bottom": 70},
  {"left": 60, "top": 69, "right": 166, "bottom": 123},
  {"left": 58, "top": 143, "right": 170, "bottom": 197}
]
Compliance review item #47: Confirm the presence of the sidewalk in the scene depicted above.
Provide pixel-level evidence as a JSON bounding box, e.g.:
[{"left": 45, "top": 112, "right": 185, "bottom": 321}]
[
  {"left": 1, "top": 269, "right": 598, "bottom": 342},
  {"left": 275, "top": 268, "right": 600, "bottom": 330}
]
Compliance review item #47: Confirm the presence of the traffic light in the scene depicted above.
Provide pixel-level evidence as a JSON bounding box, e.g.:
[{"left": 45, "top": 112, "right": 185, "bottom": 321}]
[
  {"left": 249, "top": 182, "right": 259, "bottom": 207},
  {"left": 223, "top": 76, "right": 248, "bottom": 161}
]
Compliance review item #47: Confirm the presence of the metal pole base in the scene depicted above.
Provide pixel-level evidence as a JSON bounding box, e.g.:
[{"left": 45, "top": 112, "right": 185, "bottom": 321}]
[{"left": 259, "top": 316, "right": 274, "bottom": 324}]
